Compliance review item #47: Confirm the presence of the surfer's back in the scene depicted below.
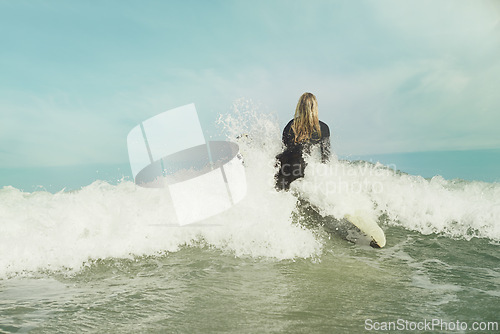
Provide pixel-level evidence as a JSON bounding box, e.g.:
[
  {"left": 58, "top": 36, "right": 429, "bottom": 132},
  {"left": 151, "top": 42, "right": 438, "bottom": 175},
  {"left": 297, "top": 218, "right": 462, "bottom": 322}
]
[
  {"left": 282, "top": 119, "right": 330, "bottom": 163},
  {"left": 275, "top": 92, "right": 331, "bottom": 191}
]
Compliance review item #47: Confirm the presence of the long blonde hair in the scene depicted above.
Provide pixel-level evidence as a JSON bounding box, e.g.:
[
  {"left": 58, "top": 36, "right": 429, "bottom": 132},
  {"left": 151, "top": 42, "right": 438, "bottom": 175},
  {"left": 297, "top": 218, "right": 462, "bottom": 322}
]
[{"left": 291, "top": 92, "right": 321, "bottom": 143}]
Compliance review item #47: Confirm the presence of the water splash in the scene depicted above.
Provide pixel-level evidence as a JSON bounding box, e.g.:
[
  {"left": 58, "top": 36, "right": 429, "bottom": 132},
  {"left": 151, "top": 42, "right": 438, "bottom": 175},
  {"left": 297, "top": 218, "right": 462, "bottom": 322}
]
[{"left": 1, "top": 100, "right": 499, "bottom": 277}]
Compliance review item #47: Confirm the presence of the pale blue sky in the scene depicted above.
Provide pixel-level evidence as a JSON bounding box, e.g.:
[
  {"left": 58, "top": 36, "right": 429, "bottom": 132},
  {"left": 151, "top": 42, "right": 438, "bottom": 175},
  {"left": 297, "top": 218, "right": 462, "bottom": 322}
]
[{"left": 1, "top": 0, "right": 499, "bottom": 168}]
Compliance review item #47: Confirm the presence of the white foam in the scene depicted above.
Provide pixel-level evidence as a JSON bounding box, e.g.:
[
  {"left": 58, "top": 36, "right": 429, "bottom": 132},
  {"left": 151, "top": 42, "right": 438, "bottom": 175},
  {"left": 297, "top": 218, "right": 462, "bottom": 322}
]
[
  {"left": 0, "top": 177, "right": 323, "bottom": 277},
  {"left": 1, "top": 100, "right": 499, "bottom": 277},
  {"left": 295, "top": 157, "right": 500, "bottom": 242}
]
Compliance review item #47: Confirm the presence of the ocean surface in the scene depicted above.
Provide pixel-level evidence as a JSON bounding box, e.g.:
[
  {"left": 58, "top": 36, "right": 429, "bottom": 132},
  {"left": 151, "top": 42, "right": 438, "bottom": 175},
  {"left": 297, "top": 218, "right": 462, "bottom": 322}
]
[{"left": 1, "top": 111, "right": 499, "bottom": 333}]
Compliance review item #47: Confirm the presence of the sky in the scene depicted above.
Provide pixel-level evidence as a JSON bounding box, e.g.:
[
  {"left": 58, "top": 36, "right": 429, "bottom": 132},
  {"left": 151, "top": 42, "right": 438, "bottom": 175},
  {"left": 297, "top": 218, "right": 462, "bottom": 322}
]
[{"left": 0, "top": 0, "right": 499, "bottom": 169}]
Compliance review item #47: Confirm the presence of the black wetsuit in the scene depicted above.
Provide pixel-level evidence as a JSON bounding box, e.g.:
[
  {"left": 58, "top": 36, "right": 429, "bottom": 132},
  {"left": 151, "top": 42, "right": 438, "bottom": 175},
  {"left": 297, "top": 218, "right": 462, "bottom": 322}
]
[{"left": 275, "top": 120, "right": 330, "bottom": 190}]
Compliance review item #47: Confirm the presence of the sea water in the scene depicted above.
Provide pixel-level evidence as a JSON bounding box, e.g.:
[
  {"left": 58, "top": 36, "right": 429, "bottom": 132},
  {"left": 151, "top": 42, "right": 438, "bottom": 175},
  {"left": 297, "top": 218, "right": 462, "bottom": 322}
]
[{"left": 1, "top": 108, "right": 499, "bottom": 333}]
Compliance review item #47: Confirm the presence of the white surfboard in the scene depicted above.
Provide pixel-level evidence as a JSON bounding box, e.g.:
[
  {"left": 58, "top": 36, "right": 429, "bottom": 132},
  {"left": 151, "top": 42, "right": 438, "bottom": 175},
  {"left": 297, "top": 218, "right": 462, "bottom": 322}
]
[{"left": 345, "top": 212, "right": 386, "bottom": 248}]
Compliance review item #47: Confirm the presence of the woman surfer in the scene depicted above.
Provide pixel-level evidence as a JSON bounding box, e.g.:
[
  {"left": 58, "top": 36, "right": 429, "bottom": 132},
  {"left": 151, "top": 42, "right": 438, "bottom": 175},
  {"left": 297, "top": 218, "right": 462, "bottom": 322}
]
[{"left": 275, "top": 92, "right": 331, "bottom": 190}]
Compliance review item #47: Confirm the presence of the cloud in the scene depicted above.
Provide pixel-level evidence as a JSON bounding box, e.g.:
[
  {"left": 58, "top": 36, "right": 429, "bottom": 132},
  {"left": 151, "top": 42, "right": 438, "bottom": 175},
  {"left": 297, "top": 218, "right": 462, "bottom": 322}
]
[
  {"left": 0, "top": 91, "right": 131, "bottom": 167},
  {"left": 1, "top": 0, "right": 499, "bottom": 169}
]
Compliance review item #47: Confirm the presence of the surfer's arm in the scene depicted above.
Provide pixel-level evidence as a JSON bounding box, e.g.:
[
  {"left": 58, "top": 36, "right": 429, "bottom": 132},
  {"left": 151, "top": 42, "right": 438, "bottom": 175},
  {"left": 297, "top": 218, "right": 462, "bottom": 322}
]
[
  {"left": 320, "top": 137, "right": 331, "bottom": 162},
  {"left": 320, "top": 122, "right": 331, "bottom": 163},
  {"left": 282, "top": 120, "right": 294, "bottom": 147}
]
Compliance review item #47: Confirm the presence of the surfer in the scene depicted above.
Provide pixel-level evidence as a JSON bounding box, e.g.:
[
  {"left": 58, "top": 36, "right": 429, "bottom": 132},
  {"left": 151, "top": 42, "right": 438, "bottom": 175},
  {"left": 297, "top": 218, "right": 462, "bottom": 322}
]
[{"left": 275, "top": 92, "right": 331, "bottom": 190}]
